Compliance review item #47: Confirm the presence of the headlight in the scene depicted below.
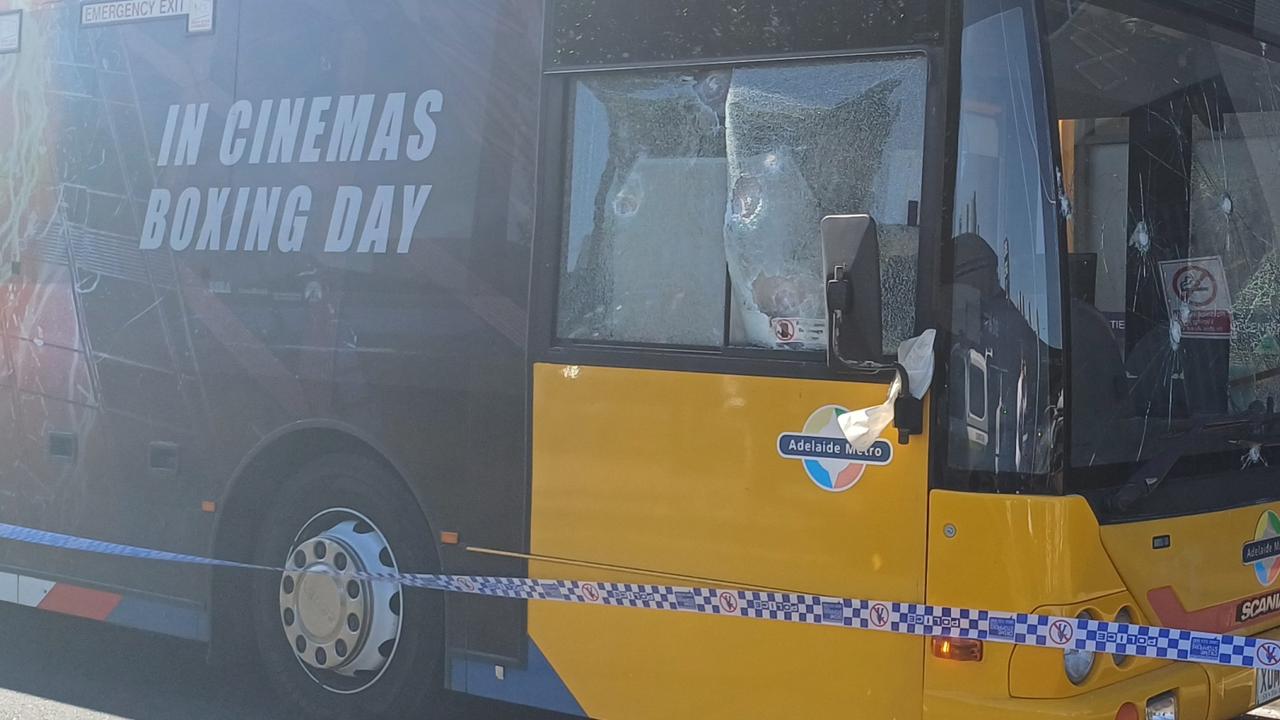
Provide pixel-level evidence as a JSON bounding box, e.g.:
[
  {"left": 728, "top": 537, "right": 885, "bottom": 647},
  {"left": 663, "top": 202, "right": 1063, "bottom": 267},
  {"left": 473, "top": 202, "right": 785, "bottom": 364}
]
[
  {"left": 1064, "top": 610, "right": 1096, "bottom": 685},
  {"left": 1146, "top": 690, "right": 1177, "bottom": 719},
  {"left": 1113, "top": 607, "right": 1134, "bottom": 666}
]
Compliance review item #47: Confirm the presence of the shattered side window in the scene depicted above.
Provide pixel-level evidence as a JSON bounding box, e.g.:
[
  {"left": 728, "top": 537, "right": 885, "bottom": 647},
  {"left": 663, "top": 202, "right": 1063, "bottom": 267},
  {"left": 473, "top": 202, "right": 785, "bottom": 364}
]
[
  {"left": 556, "top": 57, "right": 928, "bottom": 353},
  {"left": 724, "top": 59, "right": 927, "bottom": 353},
  {"left": 557, "top": 73, "right": 730, "bottom": 347}
]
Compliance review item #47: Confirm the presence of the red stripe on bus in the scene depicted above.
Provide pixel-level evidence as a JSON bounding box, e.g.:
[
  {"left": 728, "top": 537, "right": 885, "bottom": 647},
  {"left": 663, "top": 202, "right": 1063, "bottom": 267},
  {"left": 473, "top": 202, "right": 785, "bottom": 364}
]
[
  {"left": 37, "top": 583, "right": 123, "bottom": 622},
  {"left": 1148, "top": 586, "right": 1255, "bottom": 634}
]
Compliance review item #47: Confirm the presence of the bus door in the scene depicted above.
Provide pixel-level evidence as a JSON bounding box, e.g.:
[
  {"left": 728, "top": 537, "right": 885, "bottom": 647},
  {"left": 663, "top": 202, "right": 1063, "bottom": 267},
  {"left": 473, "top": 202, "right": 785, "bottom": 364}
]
[{"left": 519, "top": 8, "right": 947, "bottom": 715}]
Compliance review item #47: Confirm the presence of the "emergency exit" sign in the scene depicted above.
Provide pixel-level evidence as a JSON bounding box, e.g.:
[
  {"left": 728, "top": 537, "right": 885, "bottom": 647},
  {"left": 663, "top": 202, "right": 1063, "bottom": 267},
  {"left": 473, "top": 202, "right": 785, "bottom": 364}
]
[{"left": 80, "top": 0, "right": 214, "bottom": 34}]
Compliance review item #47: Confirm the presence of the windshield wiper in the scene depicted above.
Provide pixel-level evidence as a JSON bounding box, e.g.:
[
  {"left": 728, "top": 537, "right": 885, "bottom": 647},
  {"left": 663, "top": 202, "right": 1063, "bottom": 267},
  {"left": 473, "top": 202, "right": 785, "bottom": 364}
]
[{"left": 1110, "top": 402, "right": 1280, "bottom": 513}]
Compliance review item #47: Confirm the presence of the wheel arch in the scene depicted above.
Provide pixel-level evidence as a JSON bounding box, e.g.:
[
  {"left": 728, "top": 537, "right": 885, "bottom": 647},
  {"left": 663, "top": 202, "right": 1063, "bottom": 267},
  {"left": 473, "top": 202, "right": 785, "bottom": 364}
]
[{"left": 206, "top": 421, "right": 441, "bottom": 665}]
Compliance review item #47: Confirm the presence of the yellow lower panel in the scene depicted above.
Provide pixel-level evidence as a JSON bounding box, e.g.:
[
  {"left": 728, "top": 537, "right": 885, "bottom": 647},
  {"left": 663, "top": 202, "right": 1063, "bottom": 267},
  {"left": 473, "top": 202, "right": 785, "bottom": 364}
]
[
  {"left": 924, "top": 492, "right": 1130, "bottom": 700},
  {"left": 529, "top": 363, "right": 931, "bottom": 719},
  {"left": 531, "top": 598, "right": 924, "bottom": 719}
]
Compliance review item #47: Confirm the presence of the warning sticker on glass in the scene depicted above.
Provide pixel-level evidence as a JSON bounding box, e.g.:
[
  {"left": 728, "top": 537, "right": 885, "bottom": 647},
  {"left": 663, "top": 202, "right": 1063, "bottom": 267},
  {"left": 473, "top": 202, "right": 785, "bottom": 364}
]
[
  {"left": 0, "top": 12, "right": 20, "bottom": 54},
  {"left": 1159, "top": 256, "right": 1234, "bottom": 339},
  {"left": 770, "top": 317, "right": 825, "bottom": 347}
]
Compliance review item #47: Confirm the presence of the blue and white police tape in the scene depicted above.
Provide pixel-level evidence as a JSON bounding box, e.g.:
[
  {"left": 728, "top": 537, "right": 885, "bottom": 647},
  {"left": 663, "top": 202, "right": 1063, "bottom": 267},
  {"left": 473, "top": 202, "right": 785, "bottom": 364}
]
[{"left": 0, "top": 521, "right": 1275, "bottom": 671}]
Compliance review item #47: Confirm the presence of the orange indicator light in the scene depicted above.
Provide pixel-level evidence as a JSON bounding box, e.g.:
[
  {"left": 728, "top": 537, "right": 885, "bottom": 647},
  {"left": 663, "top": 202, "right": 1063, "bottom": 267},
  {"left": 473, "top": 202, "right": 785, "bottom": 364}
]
[{"left": 931, "top": 637, "right": 983, "bottom": 662}]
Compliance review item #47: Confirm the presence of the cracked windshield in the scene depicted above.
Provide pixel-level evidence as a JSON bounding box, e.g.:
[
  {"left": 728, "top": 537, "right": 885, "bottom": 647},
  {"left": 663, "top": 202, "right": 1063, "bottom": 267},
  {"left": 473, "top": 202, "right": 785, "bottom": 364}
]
[{"left": 1052, "top": 1, "right": 1280, "bottom": 512}]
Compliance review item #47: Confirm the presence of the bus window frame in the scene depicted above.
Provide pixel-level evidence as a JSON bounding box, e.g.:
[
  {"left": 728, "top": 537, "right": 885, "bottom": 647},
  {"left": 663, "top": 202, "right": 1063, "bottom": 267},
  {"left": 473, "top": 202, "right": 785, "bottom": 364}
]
[
  {"left": 544, "top": 0, "right": 947, "bottom": 72},
  {"left": 529, "top": 42, "right": 953, "bottom": 385},
  {"left": 929, "top": 0, "right": 1074, "bottom": 496}
]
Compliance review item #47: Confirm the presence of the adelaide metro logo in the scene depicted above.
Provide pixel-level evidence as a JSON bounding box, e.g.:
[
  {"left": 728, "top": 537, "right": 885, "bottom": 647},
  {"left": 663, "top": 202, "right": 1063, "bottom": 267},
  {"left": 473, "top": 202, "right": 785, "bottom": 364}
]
[
  {"left": 1245, "top": 510, "right": 1280, "bottom": 587},
  {"left": 777, "top": 406, "right": 894, "bottom": 492}
]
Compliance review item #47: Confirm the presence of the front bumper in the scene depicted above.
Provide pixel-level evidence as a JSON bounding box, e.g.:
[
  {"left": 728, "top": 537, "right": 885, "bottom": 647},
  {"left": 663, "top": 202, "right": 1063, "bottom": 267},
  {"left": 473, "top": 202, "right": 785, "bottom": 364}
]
[
  {"left": 927, "top": 660, "right": 1210, "bottom": 719},
  {"left": 926, "top": 627, "right": 1280, "bottom": 720}
]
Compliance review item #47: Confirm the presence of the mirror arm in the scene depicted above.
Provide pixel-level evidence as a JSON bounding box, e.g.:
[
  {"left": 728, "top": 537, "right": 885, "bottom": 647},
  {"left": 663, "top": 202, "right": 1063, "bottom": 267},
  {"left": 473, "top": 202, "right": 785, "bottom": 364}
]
[
  {"left": 821, "top": 213, "right": 923, "bottom": 445},
  {"left": 826, "top": 267, "right": 893, "bottom": 376},
  {"left": 827, "top": 292, "right": 925, "bottom": 444},
  {"left": 891, "top": 361, "right": 925, "bottom": 444},
  {"left": 827, "top": 332, "right": 896, "bottom": 376}
]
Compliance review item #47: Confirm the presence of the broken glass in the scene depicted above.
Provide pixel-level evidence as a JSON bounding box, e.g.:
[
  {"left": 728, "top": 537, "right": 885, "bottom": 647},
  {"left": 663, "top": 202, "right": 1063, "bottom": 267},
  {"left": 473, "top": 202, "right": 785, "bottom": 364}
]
[
  {"left": 558, "top": 72, "right": 730, "bottom": 347},
  {"left": 1190, "top": 111, "right": 1280, "bottom": 414},
  {"left": 557, "top": 57, "right": 928, "bottom": 353},
  {"left": 723, "top": 58, "right": 926, "bottom": 353},
  {"left": 1050, "top": 0, "right": 1280, "bottom": 485}
]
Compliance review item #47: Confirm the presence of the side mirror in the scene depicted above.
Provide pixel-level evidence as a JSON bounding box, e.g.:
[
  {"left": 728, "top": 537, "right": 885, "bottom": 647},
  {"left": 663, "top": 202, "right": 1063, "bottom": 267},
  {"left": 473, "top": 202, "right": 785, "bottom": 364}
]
[
  {"left": 821, "top": 214, "right": 884, "bottom": 371},
  {"left": 822, "top": 214, "right": 925, "bottom": 443}
]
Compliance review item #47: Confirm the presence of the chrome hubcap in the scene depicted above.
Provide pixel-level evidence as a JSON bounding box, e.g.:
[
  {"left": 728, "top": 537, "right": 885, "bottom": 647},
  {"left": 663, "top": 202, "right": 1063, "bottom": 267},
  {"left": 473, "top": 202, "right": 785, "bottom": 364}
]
[{"left": 279, "top": 511, "right": 402, "bottom": 693}]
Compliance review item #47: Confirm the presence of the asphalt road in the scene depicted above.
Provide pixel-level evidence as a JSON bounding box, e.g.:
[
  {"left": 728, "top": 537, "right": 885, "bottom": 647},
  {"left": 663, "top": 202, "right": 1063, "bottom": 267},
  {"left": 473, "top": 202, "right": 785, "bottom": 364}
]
[{"left": 0, "top": 604, "right": 566, "bottom": 720}]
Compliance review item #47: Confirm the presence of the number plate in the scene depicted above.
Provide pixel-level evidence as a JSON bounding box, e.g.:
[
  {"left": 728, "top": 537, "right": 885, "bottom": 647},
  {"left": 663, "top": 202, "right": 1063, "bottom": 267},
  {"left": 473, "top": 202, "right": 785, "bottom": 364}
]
[{"left": 1257, "top": 668, "right": 1280, "bottom": 706}]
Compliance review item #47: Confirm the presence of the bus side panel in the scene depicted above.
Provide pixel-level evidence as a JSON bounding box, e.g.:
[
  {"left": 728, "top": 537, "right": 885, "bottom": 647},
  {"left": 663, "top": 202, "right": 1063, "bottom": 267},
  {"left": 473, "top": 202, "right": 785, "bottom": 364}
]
[
  {"left": 0, "top": 0, "right": 542, "bottom": 663},
  {"left": 0, "top": 0, "right": 244, "bottom": 603},
  {"left": 211, "top": 0, "right": 543, "bottom": 662}
]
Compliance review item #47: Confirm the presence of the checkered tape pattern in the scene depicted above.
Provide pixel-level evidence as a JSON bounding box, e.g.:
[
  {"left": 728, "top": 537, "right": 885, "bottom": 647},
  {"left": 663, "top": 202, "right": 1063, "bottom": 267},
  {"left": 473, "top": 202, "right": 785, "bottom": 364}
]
[{"left": 0, "top": 521, "right": 1278, "bottom": 670}]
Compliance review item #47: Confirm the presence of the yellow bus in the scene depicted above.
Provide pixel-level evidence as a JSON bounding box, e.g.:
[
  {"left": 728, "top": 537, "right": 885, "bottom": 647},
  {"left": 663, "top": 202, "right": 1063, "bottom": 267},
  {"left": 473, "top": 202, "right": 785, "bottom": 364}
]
[{"left": 4, "top": 0, "right": 1280, "bottom": 718}]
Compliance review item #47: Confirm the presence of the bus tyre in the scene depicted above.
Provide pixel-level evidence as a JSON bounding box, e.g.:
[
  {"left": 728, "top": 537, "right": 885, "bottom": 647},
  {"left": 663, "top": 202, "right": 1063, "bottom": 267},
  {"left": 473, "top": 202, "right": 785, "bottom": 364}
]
[{"left": 251, "top": 454, "right": 443, "bottom": 720}]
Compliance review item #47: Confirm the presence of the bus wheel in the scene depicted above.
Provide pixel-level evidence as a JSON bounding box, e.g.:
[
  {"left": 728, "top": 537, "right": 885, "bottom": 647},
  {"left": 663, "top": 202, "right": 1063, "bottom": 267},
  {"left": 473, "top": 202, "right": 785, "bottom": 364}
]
[{"left": 251, "top": 454, "right": 442, "bottom": 720}]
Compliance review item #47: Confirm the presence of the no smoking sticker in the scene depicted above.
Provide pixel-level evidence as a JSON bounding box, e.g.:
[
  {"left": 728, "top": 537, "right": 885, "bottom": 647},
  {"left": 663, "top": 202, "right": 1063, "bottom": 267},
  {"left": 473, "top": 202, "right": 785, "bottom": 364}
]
[
  {"left": 1159, "top": 256, "right": 1234, "bottom": 339},
  {"left": 769, "top": 317, "right": 824, "bottom": 347},
  {"left": 1173, "top": 265, "right": 1218, "bottom": 307}
]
